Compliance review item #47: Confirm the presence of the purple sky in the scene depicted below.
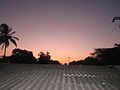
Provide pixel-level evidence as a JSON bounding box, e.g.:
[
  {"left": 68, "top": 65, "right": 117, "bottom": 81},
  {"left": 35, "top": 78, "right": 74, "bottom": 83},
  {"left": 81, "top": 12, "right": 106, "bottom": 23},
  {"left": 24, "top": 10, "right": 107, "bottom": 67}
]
[{"left": 0, "top": 0, "right": 120, "bottom": 64}]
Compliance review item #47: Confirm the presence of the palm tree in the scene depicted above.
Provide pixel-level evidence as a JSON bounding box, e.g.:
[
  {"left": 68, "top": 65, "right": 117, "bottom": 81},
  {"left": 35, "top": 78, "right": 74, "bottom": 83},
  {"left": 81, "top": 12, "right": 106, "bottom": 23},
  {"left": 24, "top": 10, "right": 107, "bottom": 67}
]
[{"left": 0, "top": 23, "right": 19, "bottom": 57}]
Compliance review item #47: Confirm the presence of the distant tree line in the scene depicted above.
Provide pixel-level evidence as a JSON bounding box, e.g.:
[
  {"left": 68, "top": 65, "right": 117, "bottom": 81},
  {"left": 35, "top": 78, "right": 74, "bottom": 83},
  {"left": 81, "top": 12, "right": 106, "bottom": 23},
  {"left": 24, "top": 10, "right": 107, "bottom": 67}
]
[
  {"left": 0, "top": 48, "right": 61, "bottom": 64},
  {"left": 69, "top": 43, "right": 120, "bottom": 65}
]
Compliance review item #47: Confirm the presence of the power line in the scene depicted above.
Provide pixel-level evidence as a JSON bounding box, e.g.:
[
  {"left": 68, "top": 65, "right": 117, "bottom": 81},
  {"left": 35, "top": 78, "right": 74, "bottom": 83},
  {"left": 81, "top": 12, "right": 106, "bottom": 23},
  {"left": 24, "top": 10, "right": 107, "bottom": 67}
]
[{"left": 93, "top": 21, "right": 120, "bottom": 49}]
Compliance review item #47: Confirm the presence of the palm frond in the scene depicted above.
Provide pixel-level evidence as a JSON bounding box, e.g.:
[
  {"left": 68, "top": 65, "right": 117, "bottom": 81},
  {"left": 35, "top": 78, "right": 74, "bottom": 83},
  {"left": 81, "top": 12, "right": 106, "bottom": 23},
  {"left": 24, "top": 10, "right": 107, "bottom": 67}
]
[
  {"left": 0, "top": 25, "right": 4, "bottom": 29},
  {"left": 0, "top": 36, "right": 4, "bottom": 45},
  {"left": 0, "top": 32, "right": 3, "bottom": 36},
  {"left": 11, "top": 36, "right": 19, "bottom": 41},
  {"left": 8, "top": 27, "right": 12, "bottom": 33},
  {"left": 0, "top": 27, "right": 4, "bottom": 34},
  {"left": 0, "top": 24, "right": 10, "bottom": 35},
  {"left": 9, "top": 31, "right": 15, "bottom": 36},
  {"left": 1, "top": 44, "right": 5, "bottom": 50},
  {"left": 0, "top": 40, "right": 4, "bottom": 45},
  {"left": 1, "top": 41, "right": 9, "bottom": 50},
  {"left": 9, "top": 38, "right": 17, "bottom": 47},
  {"left": 0, "top": 42, "right": 3, "bottom": 45}
]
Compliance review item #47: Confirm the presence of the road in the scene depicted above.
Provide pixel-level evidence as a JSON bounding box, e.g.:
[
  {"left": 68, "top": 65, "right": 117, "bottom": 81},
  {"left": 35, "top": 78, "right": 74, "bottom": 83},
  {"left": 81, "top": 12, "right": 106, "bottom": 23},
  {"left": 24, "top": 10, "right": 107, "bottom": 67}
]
[{"left": 0, "top": 63, "right": 120, "bottom": 90}]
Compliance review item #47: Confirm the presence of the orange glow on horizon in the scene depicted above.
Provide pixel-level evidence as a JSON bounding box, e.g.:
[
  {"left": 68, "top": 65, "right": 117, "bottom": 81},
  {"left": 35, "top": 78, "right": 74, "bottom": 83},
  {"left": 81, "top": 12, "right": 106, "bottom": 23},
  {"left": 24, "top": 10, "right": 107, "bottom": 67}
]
[
  {"left": 0, "top": 46, "right": 91, "bottom": 64},
  {"left": 33, "top": 50, "right": 91, "bottom": 64}
]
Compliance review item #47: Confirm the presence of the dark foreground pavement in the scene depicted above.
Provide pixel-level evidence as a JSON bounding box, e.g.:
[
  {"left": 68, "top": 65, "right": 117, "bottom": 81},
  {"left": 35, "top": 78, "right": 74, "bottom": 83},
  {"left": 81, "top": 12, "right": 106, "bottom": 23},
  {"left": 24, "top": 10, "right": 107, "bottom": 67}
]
[{"left": 0, "top": 63, "right": 120, "bottom": 90}]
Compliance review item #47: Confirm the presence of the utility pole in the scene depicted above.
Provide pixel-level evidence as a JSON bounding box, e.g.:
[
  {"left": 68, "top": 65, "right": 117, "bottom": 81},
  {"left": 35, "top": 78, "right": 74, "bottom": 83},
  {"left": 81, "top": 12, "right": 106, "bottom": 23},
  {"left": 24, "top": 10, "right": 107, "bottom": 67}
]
[{"left": 112, "top": 16, "right": 120, "bottom": 28}]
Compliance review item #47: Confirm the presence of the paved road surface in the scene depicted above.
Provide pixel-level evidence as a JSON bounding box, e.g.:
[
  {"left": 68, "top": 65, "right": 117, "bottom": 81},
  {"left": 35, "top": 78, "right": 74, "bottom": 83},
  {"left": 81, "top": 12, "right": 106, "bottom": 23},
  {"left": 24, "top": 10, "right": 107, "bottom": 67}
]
[{"left": 0, "top": 63, "right": 120, "bottom": 90}]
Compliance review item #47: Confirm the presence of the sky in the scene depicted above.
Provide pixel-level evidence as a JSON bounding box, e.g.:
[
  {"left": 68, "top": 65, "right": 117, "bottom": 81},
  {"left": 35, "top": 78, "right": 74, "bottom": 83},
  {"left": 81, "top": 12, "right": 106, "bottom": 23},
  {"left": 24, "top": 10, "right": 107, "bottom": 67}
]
[{"left": 0, "top": 0, "right": 120, "bottom": 64}]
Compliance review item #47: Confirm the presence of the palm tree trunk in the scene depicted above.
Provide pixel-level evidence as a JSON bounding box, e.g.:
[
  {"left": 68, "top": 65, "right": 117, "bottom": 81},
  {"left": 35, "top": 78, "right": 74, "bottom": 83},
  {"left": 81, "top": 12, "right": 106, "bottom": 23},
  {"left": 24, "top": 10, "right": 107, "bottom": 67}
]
[{"left": 4, "top": 46, "right": 6, "bottom": 57}]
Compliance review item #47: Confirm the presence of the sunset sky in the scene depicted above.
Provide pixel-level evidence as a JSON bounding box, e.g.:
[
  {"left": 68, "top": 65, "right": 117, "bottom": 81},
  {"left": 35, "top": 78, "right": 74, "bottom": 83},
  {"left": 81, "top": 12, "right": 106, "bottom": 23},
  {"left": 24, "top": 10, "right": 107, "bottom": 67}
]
[{"left": 0, "top": 0, "right": 120, "bottom": 64}]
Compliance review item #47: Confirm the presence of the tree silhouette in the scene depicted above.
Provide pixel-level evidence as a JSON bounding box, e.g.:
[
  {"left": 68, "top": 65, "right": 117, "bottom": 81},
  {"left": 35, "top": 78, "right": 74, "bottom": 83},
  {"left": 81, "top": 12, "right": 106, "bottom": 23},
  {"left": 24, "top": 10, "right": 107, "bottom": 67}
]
[
  {"left": 10, "top": 48, "right": 37, "bottom": 64},
  {"left": 69, "top": 43, "right": 120, "bottom": 65},
  {"left": 90, "top": 43, "right": 120, "bottom": 65},
  {"left": 37, "top": 51, "right": 60, "bottom": 64},
  {"left": 37, "top": 51, "right": 51, "bottom": 64},
  {"left": 0, "top": 23, "right": 19, "bottom": 57}
]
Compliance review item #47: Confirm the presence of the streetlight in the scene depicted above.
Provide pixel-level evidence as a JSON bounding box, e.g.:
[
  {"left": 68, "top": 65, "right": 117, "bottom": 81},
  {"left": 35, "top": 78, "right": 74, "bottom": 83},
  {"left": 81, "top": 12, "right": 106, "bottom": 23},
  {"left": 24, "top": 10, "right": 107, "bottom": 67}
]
[{"left": 68, "top": 57, "right": 71, "bottom": 65}]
